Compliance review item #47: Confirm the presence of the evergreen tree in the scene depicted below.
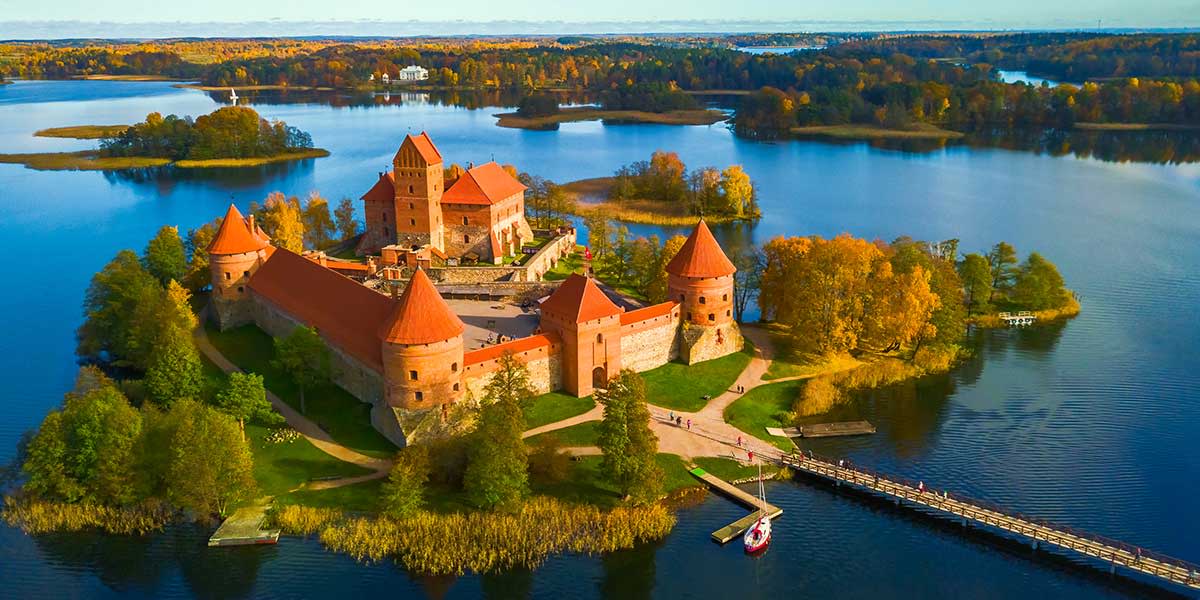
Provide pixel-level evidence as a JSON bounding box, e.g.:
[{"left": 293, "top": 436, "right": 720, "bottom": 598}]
[
  {"left": 987, "top": 241, "right": 1020, "bottom": 296},
  {"left": 464, "top": 354, "right": 531, "bottom": 509},
  {"left": 597, "top": 370, "right": 662, "bottom": 504},
  {"left": 144, "top": 324, "right": 204, "bottom": 405},
  {"left": 272, "top": 326, "right": 333, "bottom": 415},
  {"left": 959, "top": 253, "right": 993, "bottom": 315},
  {"left": 215, "top": 372, "right": 280, "bottom": 441},
  {"left": 143, "top": 225, "right": 187, "bottom": 285},
  {"left": 381, "top": 446, "right": 430, "bottom": 519}
]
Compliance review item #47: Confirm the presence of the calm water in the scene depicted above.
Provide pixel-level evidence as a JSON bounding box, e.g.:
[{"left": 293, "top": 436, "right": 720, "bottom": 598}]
[{"left": 1, "top": 79, "right": 1199, "bottom": 598}]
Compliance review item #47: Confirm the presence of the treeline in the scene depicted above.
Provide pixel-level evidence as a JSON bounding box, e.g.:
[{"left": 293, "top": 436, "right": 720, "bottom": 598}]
[
  {"left": 598, "top": 82, "right": 698, "bottom": 112},
  {"left": 101, "top": 107, "right": 313, "bottom": 160},
  {"left": 609, "top": 151, "right": 760, "bottom": 220}
]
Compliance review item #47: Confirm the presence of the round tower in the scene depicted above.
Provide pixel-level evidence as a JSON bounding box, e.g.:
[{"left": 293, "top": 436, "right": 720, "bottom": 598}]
[
  {"left": 666, "top": 220, "right": 742, "bottom": 364},
  {"left": 209, "top": 204, "right": 272, "bottom": 329},
  {"left": 379, "top": 268, "right": 465, "bottom": 410}
]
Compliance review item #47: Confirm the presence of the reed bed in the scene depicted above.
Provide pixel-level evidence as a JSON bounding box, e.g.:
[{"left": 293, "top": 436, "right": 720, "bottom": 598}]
[
  {"left": 275, "top": 497, "right": 675, "bottom": 575},
  {"left": 2, "top": 496, "right": 170, "bottom": 535}
]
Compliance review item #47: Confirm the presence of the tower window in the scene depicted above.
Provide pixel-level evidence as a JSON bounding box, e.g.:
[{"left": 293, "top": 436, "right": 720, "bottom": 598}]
[
  {"left": 238, "top": 286, "right": 244, "bottom": 294},
  {"left": 451, "top": 362, "right": 458, "bottom": 372},
  {"left": 384, "top": 226, "right": 390, "bottom": 236},
  {"left": 596, "top": 333, "right": 603, "bottom": 343},
  {"left": 727, "top": 310, "right": 732, "bottom": 317},
  {"left": 409, "top": 370, "right": 418, "bottom": 381},
  {"left": 453, "top": 383, "right": 460, "bottom": 391},
  {"left": 409, "top": 185, "right": 414, "bottom": 194},
  {"left": 464, "top": 234, "right": 470, "bottom": 243},
  {"left": 708, "top": 313, "right": 715, "bottom": 322},
  {"left": 723, "top": 293, "right": 728, "bottom": 301},
  {"left": 687, "top": 312, "right": 693, "bottom": 321},
  {"left": 462, "top": 216, "right": 469, "bottom": 225},
  {"left": 699, "top": 296, "right": 706, "bottom": 304},
  {"left": 225, "top": 272, "right": 231, "bottom": 280},
  {"left": 410, "top": 219, "right": 416, "bottom": 226},
  {"left": 409, "top": 202, "right": 414, "bottom": 209},
  {"left": 243, "top": 270, "right": 250, "bottom": 277},
  {"left": 679, "top": 294, "right": 685, "bottom": 302},
  {"left": 415, "top": 391, "right": 423, "bottom": 402}
]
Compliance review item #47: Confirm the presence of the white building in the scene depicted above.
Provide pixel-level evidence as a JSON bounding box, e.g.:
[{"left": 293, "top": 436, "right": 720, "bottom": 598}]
[{"left": 398, "top": 65, "right": 429, "bottom": 82}]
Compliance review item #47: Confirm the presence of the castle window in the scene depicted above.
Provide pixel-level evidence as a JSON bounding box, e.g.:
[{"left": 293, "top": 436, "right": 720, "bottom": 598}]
[
  {"left": 224, "top": 272, "right": 231, "bottom": 280},
  {"left": 409, "top": 202, "right": 414, "bottom": 209},
  {"left": 238, "top": 286, "right": 244, "bottom": 294},
  {"left": 409, "top": 185, "right": 414, "bottom": 194},
  {"left": 462, "top": 216, "right": 469, "bottom": 225},
  {"left": 453, "top": 383, "right": 460, "bottom": 391},
  {"left": 409, "top": 370, "right": 418, "bottom": 381},
  {"left": 464, "top": 234, "right": 470, "bottom": 243},
  {"left": 699, "top": 296, "right": 706, "bottom": 304},
  {"left": 410, "top": 219, "right": 416, "bottom": 226},
  {"left": 451, "top": 362, "right": 458, "bottom": 372},
  {"left": 596, "top": 333, "right": 603, "bottom": 343},
  {"left": 687, "top": 312, "right": 693, "bottom": 321},
  {"left": 383, "top": 211, "right": 388, "bottom": 221},
  {"left": 415, "top": 391, "right": 423, "bottom": 402},
  {"left": 723, "top": 293, "right": 728, "bottom": 301},
  {"left": 243, "top": 270, "right": 250, "bottom": 277},
  {"left": 727, "top": 310, "right": 731, "bottom": 317},
  {"left": 708, "top": 313, "right": 715, "bottom": 322}
]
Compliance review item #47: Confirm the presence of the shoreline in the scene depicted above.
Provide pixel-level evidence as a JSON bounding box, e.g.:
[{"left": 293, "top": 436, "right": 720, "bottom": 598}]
[
  {"left": 34, "top": 124, "right": 130, "bottom": 139},
  {"left": 559, "top": 177, "right": 755, "bottom": 226},
  {"left": 967, "top": 296, "right": 1082, "bottom": 328},
  {"left": 495, "top": 107, "right": 727, "bottom": 130},
  {"left": 0, "top": 148, "right": 330, "bottom": 171},
  {"left": 790, "top": 123, "right": 965, "bottom": 140}
]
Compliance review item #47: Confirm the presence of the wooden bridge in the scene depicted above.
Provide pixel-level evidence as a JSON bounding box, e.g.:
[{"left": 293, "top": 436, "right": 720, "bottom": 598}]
[
  {"left": 688, "top": 465, "right": 782, "bottom": 544},
  {"left": 999, "top": 311, "right": 1037, "bottom": 326},
  {"left": 776, "top": 451, "right": 1200, "bottom": 591}
]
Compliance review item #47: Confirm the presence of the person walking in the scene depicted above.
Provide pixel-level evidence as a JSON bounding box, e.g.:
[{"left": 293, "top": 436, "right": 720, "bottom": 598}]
[
  {"left": 737, "top": 435, "right": 743, "bottom": 447},
  {"left": 686, "top": 418, "right": 691, "bottom": 430}
]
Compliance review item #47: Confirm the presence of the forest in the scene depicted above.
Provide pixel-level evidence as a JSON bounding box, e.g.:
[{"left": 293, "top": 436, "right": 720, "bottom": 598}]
[{"left": 101, "top": 106, "right": 314, "bottom": 160}]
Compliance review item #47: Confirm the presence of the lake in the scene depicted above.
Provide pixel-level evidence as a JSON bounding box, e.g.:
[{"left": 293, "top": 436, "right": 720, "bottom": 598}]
[{"left": 1, "top": 79, "right": 1198, "bottom": 598}]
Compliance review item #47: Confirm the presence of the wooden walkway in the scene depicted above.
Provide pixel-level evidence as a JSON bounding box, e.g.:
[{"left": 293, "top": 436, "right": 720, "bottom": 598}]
[
  {"left": 778, "top": 452, "right": 1200, "bottom": 590},
  {"left": 208, "top": 503, "right": 279, "bottom": 547},
  {"left": 688, "top": 466, "right": 782, "bottom": 544}
]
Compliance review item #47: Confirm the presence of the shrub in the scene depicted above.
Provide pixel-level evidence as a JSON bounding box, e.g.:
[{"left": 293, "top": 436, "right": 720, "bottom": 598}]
[{"left": 527, "top": 434, "right": 571, "bottom": 484}]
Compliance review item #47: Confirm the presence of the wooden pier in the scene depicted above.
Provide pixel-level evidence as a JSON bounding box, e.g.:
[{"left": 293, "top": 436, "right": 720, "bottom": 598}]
[
  {"left": 688, "top": 466, "right": 783, "bottom": 544},
  {"left": 798, "top": 420, "right": 876, "bottom": 438},
  {"left": 999, "top": 311, "right": 1037, "bottom": 326},
  {"left": 778, "top": 452, "right": 1200, "bottom": 591},
  {"left": 208, "top": 504, "right": 279, "bottom": 547}
]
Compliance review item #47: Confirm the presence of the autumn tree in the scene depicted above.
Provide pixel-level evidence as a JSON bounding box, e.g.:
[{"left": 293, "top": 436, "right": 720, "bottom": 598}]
[
  {"left": 272, "top": 326, "right": 333, "bottom": 415},
  {"left": 646, "top": 234, "right": 687, "bottom": 304},
  {"left": 584, "top": 213, "right": 613, "bottom": 262},
  {"left": 381, "top": 445, "right": 430, "bottom": 519},
  {"left": 77, "top": 250, "right": 164, "bottom": 370},
  {"left": 959, "top": 253, "right": 993, "bottom": 315},
  {"left": 720, "top": 165, "right": 758, "bottom": 218},
  {"left": 463, "top": 354, "right": 531, "bottom": 509},
  {"left": 143, "top": 225, "right": 187, "bottom": 285},
  {"left": 215, "top": 372, "right": 280, "bottom": 441},
  {"left": 597, "top": 370, "right": 662, "bottom": 504},
  {"left": 333, "top": 197, "right": 360, "bottom": 242},
  {"left": 255, "top": 192, "right": 305, "bottom": 252},
  {"left": 302, "top": 192, "right": 335, "bottom": 250}
]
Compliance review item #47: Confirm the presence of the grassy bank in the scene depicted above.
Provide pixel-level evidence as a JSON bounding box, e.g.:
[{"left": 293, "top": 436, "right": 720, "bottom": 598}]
[
  {"left": 34, "top": 124, "right": 129, "bottom": 139},
  {"left": 724, "top": 381, "right": 801, "bottom": 451},
  {"left": 78, "top": 74, "right": 187, "bottom": 82},
  {"left": 526, "top": 420, "right": 600, "bottom": 447},
  {"left": 495, "top": 107, "right": 726, "bottom": 130},
  {"left": 524, "top": 392, "right": 595, "bottom": 429},
  {"left": 641, "top": 341, "right": 755, "bottom": 412},
  {"left": 790, "top": 123, "right": 964, "bottom": 140},
  {"left": 204, "top": 322, "right": 397, "bottom": 458},
  {"left": 0, "top": 148, "right": 328, "bottom": 171}
]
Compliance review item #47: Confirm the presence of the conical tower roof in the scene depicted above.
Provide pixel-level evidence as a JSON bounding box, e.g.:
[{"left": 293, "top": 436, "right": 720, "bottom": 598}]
[
  {"left": 379, "top": 268, "right": 464, "bottom": 344},
  {"left": 207, "top": 204, "right": 270, "bottom": 255},
  {"left": 540, "top": 274, "right": 623, "bottom": 323},
  {"left": 665, "top": 220, "right": 736, "bottom": 278}
]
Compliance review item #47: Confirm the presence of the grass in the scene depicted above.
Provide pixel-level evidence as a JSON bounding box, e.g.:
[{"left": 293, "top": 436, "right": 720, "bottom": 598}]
[
  {"left": 34, "top": 124, "right": 129, "bottom": 139},
  {"left": 692, "top": 456, "right": 770, "bottom": 481},
  {"left": 0, "top": 148, "right": 328, "bottom": 170},
  {"left": 523, "top": 392, "right": 595, "bottom": 429},
  {"left": 641, "top": 341, "right": 755, "bottom": 412},
  {"left": 525, "top": 420, "right": 599, "bottom": 447},
  {"left": 543, "top": 251, "right": 586, "bottom": 281},
  {"left": 0, "top": 150, "right": 170, "bottom": 170},
  {"left": 723, "top": 380, "right": 802, "bottom": 451},
  {"left": 247, "top": 424, "right": 373, "bottom": 496},
  {"left": 530, "top": 453, "right": 700, "bottom": 508},
  {"left": 204, "top": 322, "right": 398, "bottom": 458},
  {"left": 495, "top": 107, "right": 726, "bottom": 130},
  {"left": 790, "top": 123, "right": 964, "bottom": 140},
  {"left": 276, "top": 478, "right": 384, "bottom": 513}
]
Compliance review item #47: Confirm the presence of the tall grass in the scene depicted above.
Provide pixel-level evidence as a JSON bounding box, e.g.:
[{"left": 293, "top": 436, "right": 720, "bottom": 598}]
[
  {"left": 969, "top": 296, "right": 1082, "bottom": 328},
  {"left": 275, "top": 497, "right": 675, "bottom": 575},
  {"left": 2, "top": 496, "right": 170, "bottom": 535}
]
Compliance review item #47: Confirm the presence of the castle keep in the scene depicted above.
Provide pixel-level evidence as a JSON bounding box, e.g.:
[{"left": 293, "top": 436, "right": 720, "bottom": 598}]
[{"left": 208, "top": 138, "right": 743, "bottom": 447}]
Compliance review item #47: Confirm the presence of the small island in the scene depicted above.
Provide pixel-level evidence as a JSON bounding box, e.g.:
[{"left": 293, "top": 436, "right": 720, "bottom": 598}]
[
  {"left": 1, "top": 106, "right": 328, "bottom": 171},
  {"left": 496, "top": 84, "right": 727, "bottom": 130}
]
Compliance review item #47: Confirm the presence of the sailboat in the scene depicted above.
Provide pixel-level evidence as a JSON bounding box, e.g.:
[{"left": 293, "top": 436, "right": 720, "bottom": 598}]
[
  {"left": 743, "top": 461, "right": 772, "bottom": 554},
  {"left": 229, "top": 88, "right": 239, "bottom": 105}
]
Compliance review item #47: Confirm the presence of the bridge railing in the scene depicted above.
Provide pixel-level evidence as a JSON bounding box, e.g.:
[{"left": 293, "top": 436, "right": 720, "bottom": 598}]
[{"left": 779, "top": 450, "right": 1200, "bottom": 583}]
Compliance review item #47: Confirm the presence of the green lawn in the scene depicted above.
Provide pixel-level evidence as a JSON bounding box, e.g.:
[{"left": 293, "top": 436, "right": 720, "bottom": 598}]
[
  {"left": 723, "top": 380, "right": 801, "bottom": 451},
  {"left": 276, "top": 478, "right": 383, "bottom": 513},
  {"left": 523, "top": 392, "right": 595, "bottom": 429},
  {"left": 642, "top": 341, "right": 754, "bottom": 412},
  {"left": 205, "top": 323, "right": 398, "bottom": 458},
  {"left": 525, "top": 420, "right": 599, "bottom": 447},
  {"left": 530, "top": 453, "right": 700, "bottom": 508},
  {"left": 543, "top": 251, "right": 585, "bottom": 281},
  {"left": 248, "top": 424, "right": 373, "bottom": 496},
  {"left": 692, "top": 456, "right": 773, "bottom": 481}
]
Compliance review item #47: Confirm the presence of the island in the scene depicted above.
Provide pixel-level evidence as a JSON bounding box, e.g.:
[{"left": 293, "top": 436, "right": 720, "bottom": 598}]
[
  {"left": 0, "top": 106, "right": 329, "bottom": 170},
  {"left": 495, "top": 106, "right": 727, "bottom": 130}
]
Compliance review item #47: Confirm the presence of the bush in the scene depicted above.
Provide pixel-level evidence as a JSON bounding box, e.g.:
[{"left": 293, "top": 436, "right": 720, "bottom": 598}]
[{"left": 528, "top": 434, "right": 571, "bottom": 483}]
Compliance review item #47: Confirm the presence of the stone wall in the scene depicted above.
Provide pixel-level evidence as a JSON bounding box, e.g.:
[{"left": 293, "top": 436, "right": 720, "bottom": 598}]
[
  {"left": 679, "top": 321, "right": 744, "bottom": 365},
  {"left": 423, "top": 230, "right": 577, "bottom": 284},
  {"left": 620, "top": 311, "right": 682, "bottom": 373},
  {"left": 461, "top": 338, "right": 563, "bottom": 400},
  {"left": 249, "top": 293, "right": 386, "bottom": 407}
]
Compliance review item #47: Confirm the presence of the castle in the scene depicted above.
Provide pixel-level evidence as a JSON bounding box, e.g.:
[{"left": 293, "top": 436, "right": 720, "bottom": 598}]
[
  {"left": 355, "top": 132, "right": 534, "bottom": 266},
  {"left": 208, "top": 137, "right": 743, "bottom": 447}
]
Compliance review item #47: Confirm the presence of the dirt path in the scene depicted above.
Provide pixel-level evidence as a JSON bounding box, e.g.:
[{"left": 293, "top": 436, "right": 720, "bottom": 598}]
[
  {"left": 521, "top": 404, "right": 604, "bottom": 439},
  {"left": 194, "top": 317, "right": 392, "bottom": 489}
]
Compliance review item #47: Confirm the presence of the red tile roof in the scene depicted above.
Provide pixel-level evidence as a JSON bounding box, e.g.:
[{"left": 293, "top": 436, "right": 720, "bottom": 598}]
[
  {"left": 394, "top": 132, "right": 443, "bottom": 165},
  {"left": 620, "top": 301, "right": 677, "bottom": 326},
  {"left": 208, "top": 204, "right": 270, "bottom": 255},
  {"left": 665, "top": 220, "right": 736, "bottom": 278},
  {"left": 379, "top": 268, "right": 464, "bottom": 344},
  {"left": 442, "top": 162, "right": 527, "bottom": 205},
  {"left": 540, "top": 274, "right": 623, "bottom": 323},
  {"left": 361, "top": 172, "right": 395, "bottom": 203},
  {"left": 463, "top": 332, "right": 559, "bottom": 366},
  {"left": 248, "top": 248, "right": 394, "bottom": 371}
]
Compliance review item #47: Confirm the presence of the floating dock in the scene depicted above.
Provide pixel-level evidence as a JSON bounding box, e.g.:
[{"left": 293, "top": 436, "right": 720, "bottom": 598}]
[
  {"left": 208, "top": 504, "right": 279, "bottom": 547},
  {"left": 688, "top": 466, "right": 782, "bottom": 544},
  {"left": 798, "top": 421, "right": 876, "bottom": 438}
]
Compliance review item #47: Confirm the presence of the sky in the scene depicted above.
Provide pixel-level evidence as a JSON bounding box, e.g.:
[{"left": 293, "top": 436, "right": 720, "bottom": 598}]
[{"left": 0, "top": 0, "right": 1197, "bottom": 38}]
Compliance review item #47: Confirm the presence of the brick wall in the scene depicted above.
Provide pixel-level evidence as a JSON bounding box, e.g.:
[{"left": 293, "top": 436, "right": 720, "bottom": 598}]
[
  {"left": 620, "top": 311, "right": 681, "bottom": 373},
  {"left": 679, "top": 321, "right": 744, "bottom": 365}
]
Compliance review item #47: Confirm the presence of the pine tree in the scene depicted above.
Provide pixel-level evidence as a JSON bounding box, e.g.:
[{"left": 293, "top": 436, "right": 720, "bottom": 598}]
[
  {"left": 597, "top": 370, "right": 662, "bottom": 503},
  {"left": 987, "top": 241, "right": 1020, "bottom": 296},
  {"left": 959, "top": 253, "right": 993, "bottom": 315}
]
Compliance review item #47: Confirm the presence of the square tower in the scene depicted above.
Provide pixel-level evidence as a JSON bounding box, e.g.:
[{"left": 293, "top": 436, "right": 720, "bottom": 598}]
[{"left": 392, "top": 132, "right": 445, "bottom": 252}]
